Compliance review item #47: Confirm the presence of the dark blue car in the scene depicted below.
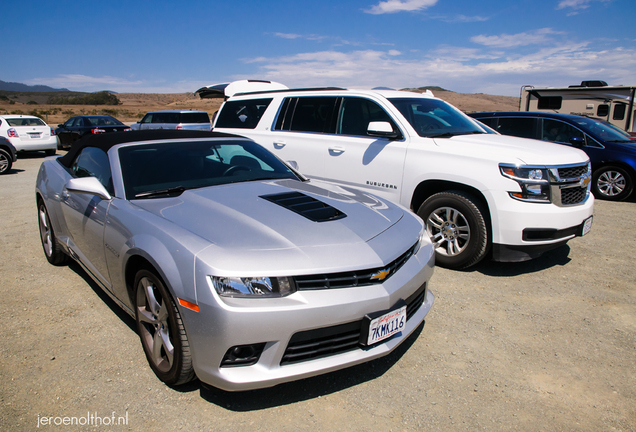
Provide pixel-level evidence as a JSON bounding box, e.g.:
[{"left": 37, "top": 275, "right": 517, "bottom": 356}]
[{"left": 468, "top": 112, "right": 636, "bottom": 201}]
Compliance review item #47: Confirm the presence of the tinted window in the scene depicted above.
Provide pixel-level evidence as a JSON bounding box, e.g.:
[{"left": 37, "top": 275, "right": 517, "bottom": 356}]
[
  {"left": 85, "top": 116, "right": 123, "bottom": 126},
  {"left": 597, "top": 104, "right": 609, "bottom": 117},
  {"left": 337, "top": 97, "right": 398, "bottom": 137},
  {"left": 72, "top": 147, "right": 113, "bottom": 193},
  {"left": 216, "top": 99, "right": 273, "bottom": 129},
  {"left": 496, "top": 117, "right": 537, "bottom": 139},
  {"left": 613, "top": 103, "right": 626, "bottom": 121},
  {"left": 180, "top": 112, "right": 210, "bottom": 124},
  {"left": 537, "top": 96, "right": 562, "bottom": 110},
  {"left": 474, "top": 117, "right": 496, "bottom": 128},
  {"left": 541, "top": 119, "right": 585, "bottom": 144},
  {"left": 288, "top": 97, "right": 338, "bottom": 133}
]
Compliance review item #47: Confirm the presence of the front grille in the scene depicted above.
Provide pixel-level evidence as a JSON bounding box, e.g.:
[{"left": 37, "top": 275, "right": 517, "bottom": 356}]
[
  {"left": 294, "top": 243, "right": 417, "bottom": 290},
  {"left": 549, "top": 163, "right": 590, "bottom": 206},
  {"left": 558, "top": 165, "right": 588, "bottom": 179},
  {"left": 560, "top": 187, "right": 587, "bottom": 205},
  {"left": 280, "top": 283, "right": 427, "bottom": 365}
]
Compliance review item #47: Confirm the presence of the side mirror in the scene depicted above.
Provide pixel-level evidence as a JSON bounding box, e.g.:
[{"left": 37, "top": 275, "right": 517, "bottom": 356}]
[
  {"left": 286, "top": 160, "right": 299, "bottom": 170},
  {"left": 367, "top": 121, "right": 401, "bottom": 140},
  {"left": 58, "top": 124, "right": 64, "bottom": 128},
  {"left": 569, "top": 136, "right": 585, "bottom": 147},
  {"left": 65, "top": 177, "right": 112, "bottom": 201}
]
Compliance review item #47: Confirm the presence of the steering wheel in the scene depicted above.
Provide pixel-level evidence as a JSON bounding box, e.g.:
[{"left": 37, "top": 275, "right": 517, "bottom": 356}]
[{"left": 223, "top": 165, "right": 251, "bottom": 176}]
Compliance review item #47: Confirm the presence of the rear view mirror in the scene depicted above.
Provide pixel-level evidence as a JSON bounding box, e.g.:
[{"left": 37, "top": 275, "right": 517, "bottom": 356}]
[{"left": 570, "top": 136, "right": 585, "bottom": 147}]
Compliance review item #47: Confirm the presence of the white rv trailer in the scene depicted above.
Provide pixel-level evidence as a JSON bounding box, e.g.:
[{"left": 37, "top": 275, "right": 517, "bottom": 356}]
[{"left": 520, "top": 81, "right": 636, "bottom": 133}]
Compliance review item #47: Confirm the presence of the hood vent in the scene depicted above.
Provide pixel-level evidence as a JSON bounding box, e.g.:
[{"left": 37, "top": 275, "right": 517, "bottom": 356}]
[{"left": 260, "top": 191, "right": 346, "bottom": 222}]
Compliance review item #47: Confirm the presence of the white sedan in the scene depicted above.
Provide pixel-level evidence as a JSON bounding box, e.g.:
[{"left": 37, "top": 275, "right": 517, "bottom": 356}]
[{"left": 0, "top": 114, "right": 58, "bottom": 155}]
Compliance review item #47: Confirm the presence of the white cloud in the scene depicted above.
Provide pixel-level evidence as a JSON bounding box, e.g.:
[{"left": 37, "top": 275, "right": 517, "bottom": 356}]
[
  {"left": 365, "top": 0, "right": 438, "bottom": 15},
  {"left": 440, "top": 14, "right": 489, "bottom": 23},
  {"left": 274, "top": 32, "right": 302, "bottom": 39},
  {"left": 471, "top": 28, "right": 564, "bottom": 48},
  {"left": 557, "top": 0, "right": 610, "bottom": 10},
  {"left": 24, "top": 74, "right": 205, "bottom": 94},
  {"left": 238, "top": 44, "right": 636, "bottom": 96}
]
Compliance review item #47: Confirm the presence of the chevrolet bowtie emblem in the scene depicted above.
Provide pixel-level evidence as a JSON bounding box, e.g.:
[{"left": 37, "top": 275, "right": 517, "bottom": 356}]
[{"left": 371, "top": 269, "right": 391, "bottom": 281}]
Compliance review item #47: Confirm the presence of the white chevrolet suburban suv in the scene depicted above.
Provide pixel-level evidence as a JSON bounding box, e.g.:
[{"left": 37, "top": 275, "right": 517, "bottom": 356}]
[{"left": 207, "top": 82, "right": 594, "bottom": 269}]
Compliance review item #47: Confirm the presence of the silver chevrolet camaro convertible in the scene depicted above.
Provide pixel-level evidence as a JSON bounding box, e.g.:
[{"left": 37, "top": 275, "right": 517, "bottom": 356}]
[{"left": 35, "top": 130, "right": 435, "bottom": 391}]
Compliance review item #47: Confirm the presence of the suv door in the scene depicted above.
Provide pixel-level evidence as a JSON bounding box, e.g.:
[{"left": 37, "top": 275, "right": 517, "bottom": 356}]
[{"left": 321, "top": 96, "right": 406, "bottom": 203}]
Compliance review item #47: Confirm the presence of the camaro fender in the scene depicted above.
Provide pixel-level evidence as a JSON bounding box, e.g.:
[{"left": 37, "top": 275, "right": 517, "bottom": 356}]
[{"left": 112, "top": 233, "right": 197, "bottom": 313}]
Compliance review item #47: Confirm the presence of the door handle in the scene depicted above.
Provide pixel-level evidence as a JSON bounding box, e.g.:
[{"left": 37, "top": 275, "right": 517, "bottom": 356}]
[
  {"left": 273, "top": 141, "right": 286, "bottom": 149},
  {"left": 329, "top": 146, "right": 345, "bottom": 154}
]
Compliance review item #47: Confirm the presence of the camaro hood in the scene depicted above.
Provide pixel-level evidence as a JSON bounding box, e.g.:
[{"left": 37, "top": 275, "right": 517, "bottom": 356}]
[
  {"left": 132, "top": 179, "right": 405, "bottom": 251},
  {"left": 434, "top": 133, "right": 590, "bottom": 165}
]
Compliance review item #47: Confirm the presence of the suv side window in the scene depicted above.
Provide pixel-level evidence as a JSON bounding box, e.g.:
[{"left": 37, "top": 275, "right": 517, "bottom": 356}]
[
  {"left": 180, "top": 112, "right": 210, "bottom": 124},
  {"left": 140, "top": 113, "right": 153, "bottom": 124},
  {"left": 71, "top": 147, "right": 113, "bottom": 194},
  {"left": 542, "top": 119, "right": 585, "bottom": 144},
  {"left": 216, "top": 98, "right": 273, "bottom": 129},
  {"left": 495, "top": 117, "right": 537, "bottom": 139},
  {"left": 337, "top": 97, "right": 398, "bottom": 137},
  {"left": 274, "top": 97, "right": 339, "bottom": 133}
]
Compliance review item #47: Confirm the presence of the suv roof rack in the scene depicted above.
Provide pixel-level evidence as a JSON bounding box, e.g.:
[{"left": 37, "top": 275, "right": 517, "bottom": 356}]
[{"left": 233, "top": 87, "right": 347, "bottom": 98}]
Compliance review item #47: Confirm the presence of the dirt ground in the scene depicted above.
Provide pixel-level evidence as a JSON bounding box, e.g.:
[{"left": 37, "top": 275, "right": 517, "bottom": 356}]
[{"left": 0, "top": 152, "right": 634, "bottom": 432}]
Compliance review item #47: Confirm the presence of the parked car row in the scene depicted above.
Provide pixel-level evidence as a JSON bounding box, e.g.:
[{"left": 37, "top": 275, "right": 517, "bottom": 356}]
[{"left": 29, "top": 79, "right": 633, "bottom": 393}]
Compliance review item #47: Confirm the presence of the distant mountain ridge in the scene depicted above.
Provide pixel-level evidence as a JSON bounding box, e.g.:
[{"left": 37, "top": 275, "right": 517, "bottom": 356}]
[{"left": 0, "top": 80, "right": 69, "bottom": 92}]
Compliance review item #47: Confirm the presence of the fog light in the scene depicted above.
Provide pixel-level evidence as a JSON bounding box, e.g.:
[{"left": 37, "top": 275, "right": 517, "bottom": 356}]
[{"left": 220, "top": 343, "right": 266, "bottom": 367}]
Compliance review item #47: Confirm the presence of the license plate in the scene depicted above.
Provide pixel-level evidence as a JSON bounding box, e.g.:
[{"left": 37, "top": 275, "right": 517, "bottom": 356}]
[
  {"left": 581, "top": 216, "right": 593, "bottom": 236},
  {"left": 367, "top": 305, "right": 407, "bottom": 345},
  {"left": 29, "top": 133, "right": 41, "bottom": 139}
]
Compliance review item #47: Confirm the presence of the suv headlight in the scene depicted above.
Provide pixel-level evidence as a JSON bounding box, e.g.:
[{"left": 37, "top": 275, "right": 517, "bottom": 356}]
[
  {"left": 500, "top": 164, "right": 551, "bottom": 203},
  {"left": 211, "top": 276, "right": 296, "bottom": 298}
]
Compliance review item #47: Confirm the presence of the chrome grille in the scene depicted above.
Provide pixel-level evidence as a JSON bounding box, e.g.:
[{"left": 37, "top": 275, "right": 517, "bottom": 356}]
[
  {"left": 294, "top": 242, "right": 417, "bottom": 290},
  {"left": 558, "top": 165, "right": 588, "bottom": 179},
  {"left": 549, "top": 163, "right": 591, "bottom": 206}
]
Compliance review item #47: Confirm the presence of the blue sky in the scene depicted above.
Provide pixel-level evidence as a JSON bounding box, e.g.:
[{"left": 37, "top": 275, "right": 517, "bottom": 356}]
[{"left": 2, "top": 0, "right": 635, "bottom": 96}]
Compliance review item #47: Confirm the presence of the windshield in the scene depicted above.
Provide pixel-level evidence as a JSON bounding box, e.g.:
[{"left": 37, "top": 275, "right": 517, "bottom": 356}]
[
  {"left": 576, "top": 118, "right": 635, "bottom": 143},
  {"left": 388, "top": 97, "right": 489, "bottom": 137},
  {"left": 119, "top": 139, "right": 300, "bottom": 200}
]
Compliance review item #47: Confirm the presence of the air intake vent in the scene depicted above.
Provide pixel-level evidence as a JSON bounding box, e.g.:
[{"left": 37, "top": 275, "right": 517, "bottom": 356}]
[{"left": 260, "top": 191, "right": 346, "bottom": 222}]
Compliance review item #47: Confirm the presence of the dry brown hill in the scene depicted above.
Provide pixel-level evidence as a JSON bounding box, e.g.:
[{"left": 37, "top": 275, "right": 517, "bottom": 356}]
[{"left": 0, "top": 89, "right": 519, "bottom": 126}]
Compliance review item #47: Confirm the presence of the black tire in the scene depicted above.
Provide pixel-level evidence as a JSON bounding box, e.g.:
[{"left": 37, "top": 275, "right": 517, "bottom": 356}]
[
  {"left": 592, "top": 166, "right": 633, "bottom": 201},
  {"left": 37, "top": 201, "right": 69, "bottom": 266},
  {"left": 0, "top": 149, "right": 12, "bottom": 174},
  {"left": 134, "top": 269, "right": 195, "bottom": 386},
  {"left": 45, "top": 149, "right": 56, "bottom": 156},
  {"left": 417, "top": 191, "right": 489, "bottom": 269}
]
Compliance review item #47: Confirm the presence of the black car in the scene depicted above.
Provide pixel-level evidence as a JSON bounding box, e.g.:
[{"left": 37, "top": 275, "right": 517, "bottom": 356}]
[
  {"left": 0, "top": 136, "right": 17, "bottom": 174},
  {"left": 55, "top": 115, "right": 130, "bottom": 149},
  {"left": 468, "top": 111, "right": 636, "bottom": 201}
]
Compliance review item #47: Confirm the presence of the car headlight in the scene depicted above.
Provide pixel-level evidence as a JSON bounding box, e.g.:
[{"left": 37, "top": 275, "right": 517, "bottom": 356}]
[
  {"left": 211, "top": 276, "right": 296, "bottom": 298},
  {"left": 500, "top": 164, "right": 551, "bottom": 203}
]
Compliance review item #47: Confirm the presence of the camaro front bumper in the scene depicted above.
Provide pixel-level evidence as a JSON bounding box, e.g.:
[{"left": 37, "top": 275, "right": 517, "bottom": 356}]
[{"left": 183, "top": 242, "right": 435, "bottom": 391}]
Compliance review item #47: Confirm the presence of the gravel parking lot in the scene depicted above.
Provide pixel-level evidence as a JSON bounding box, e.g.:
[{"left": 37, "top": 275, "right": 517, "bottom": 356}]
[{"left": 1, "top": 152, "right": 634, "bottom": 431}]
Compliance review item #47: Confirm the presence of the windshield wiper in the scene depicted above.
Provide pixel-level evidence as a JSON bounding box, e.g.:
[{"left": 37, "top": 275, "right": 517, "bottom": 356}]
[
  {"left": 429, "top": 130, "right": 485, "bottom": 138},
  {"left": 135, "top": 186, "right": 187, "bottom": 199}
]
